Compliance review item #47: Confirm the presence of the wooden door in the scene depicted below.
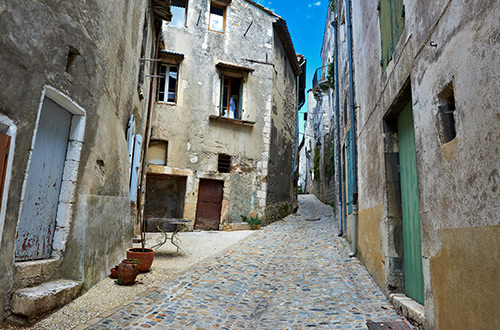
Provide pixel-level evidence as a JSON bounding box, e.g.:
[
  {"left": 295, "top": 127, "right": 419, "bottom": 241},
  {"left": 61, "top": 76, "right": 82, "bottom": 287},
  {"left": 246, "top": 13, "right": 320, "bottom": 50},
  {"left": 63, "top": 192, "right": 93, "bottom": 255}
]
[
  {"left": 15, "top": 98, "right": 72, "bottom": 261},
  {"left": 195, "top": 179, "right": 224, "bottom": 231},
  {"left": 0, "top": 134, "right": 11, "bottom": 211},
  {"left": 397, "top": 102, "right": 425, "bottom": 304}
]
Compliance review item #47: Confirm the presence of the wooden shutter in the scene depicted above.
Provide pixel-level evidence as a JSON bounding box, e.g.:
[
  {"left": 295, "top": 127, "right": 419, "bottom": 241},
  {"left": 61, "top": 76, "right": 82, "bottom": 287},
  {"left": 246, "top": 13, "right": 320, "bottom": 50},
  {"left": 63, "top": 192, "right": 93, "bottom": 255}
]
[{"left": 379, "top": 0, "right": 405, "bottom": 70}]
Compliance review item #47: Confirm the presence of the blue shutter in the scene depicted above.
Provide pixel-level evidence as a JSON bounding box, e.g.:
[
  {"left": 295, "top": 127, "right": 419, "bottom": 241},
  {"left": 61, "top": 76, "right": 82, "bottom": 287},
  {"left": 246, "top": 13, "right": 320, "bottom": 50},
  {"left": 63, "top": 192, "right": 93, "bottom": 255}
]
[
  {"left": 127, "top": 114, "right": 134, "bottom": 179},
  {"left": 346, "top": 128, "right": 354, "bottom": 214},
  {"left": 130, "top": 134, "right": 142, "bottom": 203}
]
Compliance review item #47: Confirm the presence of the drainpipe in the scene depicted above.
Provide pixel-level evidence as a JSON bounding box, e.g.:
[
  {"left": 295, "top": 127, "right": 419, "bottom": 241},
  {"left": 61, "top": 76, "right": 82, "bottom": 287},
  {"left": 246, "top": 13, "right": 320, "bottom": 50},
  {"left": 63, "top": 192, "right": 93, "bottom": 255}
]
[
  {"left": 346, "top": 0, "right": 358, "bottom": 257},
  {"left": 293, "top": 74, "right": 300, "bottom": 178},
  {"left": 293, "top": 61, "right": 306, "bottom": 179},
  {"left": 331, "top": 20, "right": 342, "bottom": 236},
  {"left": 137, "top": 20, "right": 162, "bottom": 246}
]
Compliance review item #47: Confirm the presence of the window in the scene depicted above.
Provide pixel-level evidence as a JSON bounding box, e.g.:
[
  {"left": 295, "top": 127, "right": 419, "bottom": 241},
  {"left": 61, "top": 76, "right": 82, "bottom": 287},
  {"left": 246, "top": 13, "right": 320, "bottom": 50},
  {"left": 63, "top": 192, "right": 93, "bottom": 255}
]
[
  {"left": 379, "top": 0, "right": 405, "bottom": 70},
  {"left": 437, "top": 82, "right": 457, "bottom": 144},
  {"left": 209, "top": 2, "right": 225, "bottom": 33},
  {"left": 170, "top": 0, "right": 187, "bottom": 27},
  {"left": 220, "top": 75, "right": 242, "bottom": 119},
  {"left": 218, "top": 154, "right": 231, "bottom": 173},
  {"left": 148, "top": 140, "right": 168, "bottom": 166},
  {"left": 158, "top": 63, "right": 178, "bottom": 103}
]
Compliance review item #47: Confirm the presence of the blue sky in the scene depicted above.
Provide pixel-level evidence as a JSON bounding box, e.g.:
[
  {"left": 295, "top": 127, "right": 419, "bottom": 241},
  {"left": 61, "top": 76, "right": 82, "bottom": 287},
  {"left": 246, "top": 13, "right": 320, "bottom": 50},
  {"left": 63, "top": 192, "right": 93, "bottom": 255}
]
[{"left": 254, "top": 0, "right": 329, "bottom": 136}]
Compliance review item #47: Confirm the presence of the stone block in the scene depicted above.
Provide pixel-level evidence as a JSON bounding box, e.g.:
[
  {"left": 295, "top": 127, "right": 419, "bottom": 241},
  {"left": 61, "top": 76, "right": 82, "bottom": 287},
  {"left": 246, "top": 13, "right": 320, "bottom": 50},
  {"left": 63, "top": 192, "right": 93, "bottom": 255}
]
[
  {"left": 62, "top": 160, "right": 79, "bottom": 182},
  {"left": 12, "top": 280, "right": 83, "bottom": 319},
  {"left": 55, "top": 202, "right": 73, "bottom": 227},
  {"left": 69, "top": 116, "right": 85, "bottom": 142},
  {"left": 58, "top": 181, "right": 77, "bottom": 203},
  {"left": 51, "top": 226, "right": 67, "bottom": 253},
  {"left": 66, "top": 141, "right": 83, "bottom": 161},
  {"left": 14, "top": 258, "right": 62, "bottom": 288},
  {"left": 256, "top": 190, "right": 266, "bottom": 199},
  {"left": 389, "top": 293, "right": 425, "bottom": 328}
]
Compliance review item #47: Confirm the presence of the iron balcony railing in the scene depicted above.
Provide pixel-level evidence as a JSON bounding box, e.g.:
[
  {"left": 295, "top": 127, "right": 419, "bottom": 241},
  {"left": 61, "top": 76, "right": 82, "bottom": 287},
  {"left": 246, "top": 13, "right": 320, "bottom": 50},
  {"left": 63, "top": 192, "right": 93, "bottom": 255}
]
[{"left": 312, "top": 65, "right": 329, "bottom": 91}]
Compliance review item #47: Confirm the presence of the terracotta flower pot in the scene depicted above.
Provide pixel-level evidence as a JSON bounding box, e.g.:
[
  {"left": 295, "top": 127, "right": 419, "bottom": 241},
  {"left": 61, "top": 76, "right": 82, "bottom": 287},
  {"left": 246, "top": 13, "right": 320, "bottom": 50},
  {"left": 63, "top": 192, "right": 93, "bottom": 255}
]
[
  {"left": 117, "top": 259, "right": 139, "bottom": 285},
  {"left": 127, "top": 248, "right": 155, "bottom": 272},
  {"left": 109, "top": 266, "right": 118, "bottom": 279}
]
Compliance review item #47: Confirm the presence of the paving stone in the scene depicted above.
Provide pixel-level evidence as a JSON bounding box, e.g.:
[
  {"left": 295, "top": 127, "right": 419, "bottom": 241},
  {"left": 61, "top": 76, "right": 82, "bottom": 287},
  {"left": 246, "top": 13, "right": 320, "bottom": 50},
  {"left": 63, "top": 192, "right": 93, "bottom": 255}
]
[{"left": 87, "top": 195, "right": 412, "bottom": 329}]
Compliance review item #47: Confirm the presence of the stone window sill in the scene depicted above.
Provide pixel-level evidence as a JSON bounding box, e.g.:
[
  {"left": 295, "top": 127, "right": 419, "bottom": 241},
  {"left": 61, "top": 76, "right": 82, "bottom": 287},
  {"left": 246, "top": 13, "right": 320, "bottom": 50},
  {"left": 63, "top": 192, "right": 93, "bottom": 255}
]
[{"left": 209, "top": 115, "right": 255, "bottom": 126}]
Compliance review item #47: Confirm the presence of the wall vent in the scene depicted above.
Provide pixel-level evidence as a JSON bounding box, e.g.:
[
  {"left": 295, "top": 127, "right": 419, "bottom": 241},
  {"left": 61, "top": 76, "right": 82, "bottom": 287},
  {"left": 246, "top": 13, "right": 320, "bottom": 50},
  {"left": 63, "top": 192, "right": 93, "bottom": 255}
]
[{"left": 218, "top": 154, "right": 231, "bottom": 173}]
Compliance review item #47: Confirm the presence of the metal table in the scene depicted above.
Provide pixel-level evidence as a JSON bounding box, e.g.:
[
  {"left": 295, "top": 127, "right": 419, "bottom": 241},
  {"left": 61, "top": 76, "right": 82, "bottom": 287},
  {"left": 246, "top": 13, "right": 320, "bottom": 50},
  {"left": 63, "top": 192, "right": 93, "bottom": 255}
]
[{"left": 148, "top": 218, "right": 191, "bottom": 255}]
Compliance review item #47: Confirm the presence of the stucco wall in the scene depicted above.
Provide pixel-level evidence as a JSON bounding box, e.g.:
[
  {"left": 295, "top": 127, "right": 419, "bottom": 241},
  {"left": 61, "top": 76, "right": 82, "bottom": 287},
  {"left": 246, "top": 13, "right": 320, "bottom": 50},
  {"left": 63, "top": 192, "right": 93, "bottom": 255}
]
[
  {"left": 341, "top": 0, "right": 500, "bottom": 328},
  {"left": 151, "top": 0, "right": 297, "bottom": 224},
  {"left": 265, "top": 29, "right": 297, "bottom": 223},
  {"left": 0, "top": 0, "right": 151, "bottom": 321}
]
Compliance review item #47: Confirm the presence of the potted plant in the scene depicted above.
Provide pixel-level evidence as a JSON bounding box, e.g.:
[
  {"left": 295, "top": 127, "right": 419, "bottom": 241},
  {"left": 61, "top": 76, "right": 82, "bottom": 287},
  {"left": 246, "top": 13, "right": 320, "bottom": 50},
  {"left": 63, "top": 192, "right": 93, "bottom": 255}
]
[
  {"left": 127, "top": 213, "right": 155, "bottom": 273},
  {"left": 241, "top": 213, "right": 262, "bottom": 230},
  {"left": 116, "top": 259, "right": 139, "bottom": 286}
]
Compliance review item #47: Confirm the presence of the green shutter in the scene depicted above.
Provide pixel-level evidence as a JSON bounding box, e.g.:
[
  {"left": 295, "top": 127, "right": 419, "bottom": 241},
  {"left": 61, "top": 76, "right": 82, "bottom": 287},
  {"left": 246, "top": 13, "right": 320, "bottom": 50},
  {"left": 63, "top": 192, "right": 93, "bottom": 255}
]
[
  {"left": 379, "top": 0, "right": 392, "bottom": 70},
  {"left": 346, "top": 128, "right": 354, "bottom": 214},
  {"left": 379, "top": 0, "right": 405, "bottom": 71},
  {"left": 397, "top": 102, "right": 425, "bottom": 305},
  {"left": 392, "top": 0, "right": 405, "bottom": 45}
]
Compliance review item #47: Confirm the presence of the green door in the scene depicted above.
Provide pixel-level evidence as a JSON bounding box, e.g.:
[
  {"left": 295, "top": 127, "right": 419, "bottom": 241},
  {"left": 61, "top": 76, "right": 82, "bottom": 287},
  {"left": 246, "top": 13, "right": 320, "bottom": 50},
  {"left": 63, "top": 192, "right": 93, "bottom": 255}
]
[{"left": 397, "top": 102, "right": 425, "bottom": 305}]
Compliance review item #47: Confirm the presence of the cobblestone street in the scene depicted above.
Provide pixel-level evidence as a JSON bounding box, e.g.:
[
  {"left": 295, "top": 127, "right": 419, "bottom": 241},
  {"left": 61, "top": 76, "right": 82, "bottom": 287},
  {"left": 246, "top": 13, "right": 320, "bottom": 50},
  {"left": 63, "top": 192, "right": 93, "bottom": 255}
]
[{"left": 85, "top": 195, "right": 410, "bottom": 329}]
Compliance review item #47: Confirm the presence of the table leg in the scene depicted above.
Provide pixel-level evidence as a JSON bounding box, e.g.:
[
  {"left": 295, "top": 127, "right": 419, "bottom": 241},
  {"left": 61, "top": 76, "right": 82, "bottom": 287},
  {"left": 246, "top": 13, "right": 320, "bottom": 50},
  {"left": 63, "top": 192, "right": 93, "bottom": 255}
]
[
  {"left": 170, "top": 224, "right": 188, "bottom": 255},
  {"left": 150, "top": 222, "right": 169, "bottom": 250}
]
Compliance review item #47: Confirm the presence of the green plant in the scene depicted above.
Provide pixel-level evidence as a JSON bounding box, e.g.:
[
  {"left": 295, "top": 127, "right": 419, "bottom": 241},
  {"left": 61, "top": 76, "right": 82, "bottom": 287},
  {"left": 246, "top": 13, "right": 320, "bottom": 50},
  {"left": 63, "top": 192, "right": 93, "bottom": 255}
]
[
  {"left": 313, "top": 146, "right": 320, "bottom": 181},
  {"left": 298, "top": 185, "right": 304, "bottom": 194},
  {"left": 329, "top": 0, "right": 335, "bottom": 11},
  {"left": 327, "top": 60, "right": 335, "bottom": 88},
  {"left": 330, "top": 202, "right": 336, "bottom": 213},
  {"left": 241, "top": 213, "right": 262, "bottom": 228}
]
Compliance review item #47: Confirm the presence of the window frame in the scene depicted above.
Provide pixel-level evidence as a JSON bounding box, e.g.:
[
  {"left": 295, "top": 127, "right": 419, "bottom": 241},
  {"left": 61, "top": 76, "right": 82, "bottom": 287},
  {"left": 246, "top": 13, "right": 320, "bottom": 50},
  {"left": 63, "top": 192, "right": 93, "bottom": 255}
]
[
  {"left": 219, "top": 73, "right": 243, "bottom": 120},
  {"left": 209, "top": 2, "right": 226, "bottom": 33},
  {"left": 170, "top": 0, "right": 188, "bottom": 28},
  {"left": 157, "top": 63, "right": 179, "bottom": 104}
]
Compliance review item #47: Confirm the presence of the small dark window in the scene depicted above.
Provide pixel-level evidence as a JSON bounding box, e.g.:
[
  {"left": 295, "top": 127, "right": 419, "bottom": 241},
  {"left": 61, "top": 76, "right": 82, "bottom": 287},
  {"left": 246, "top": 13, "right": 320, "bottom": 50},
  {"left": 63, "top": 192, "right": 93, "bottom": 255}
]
[
  {"left": 218, "top": 154, "right": 231, "bottom": 173},
  {"left": 65, "top": 46, "right": 79, "bottom": 74},
  {"left": 437, "top": 82, "right": 456, "bottom": 144}
]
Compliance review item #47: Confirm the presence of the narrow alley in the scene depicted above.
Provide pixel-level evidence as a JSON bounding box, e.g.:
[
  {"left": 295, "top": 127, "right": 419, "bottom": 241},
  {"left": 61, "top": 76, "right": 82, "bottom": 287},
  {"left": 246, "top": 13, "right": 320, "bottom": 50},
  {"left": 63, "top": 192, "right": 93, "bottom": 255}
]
[{"left": 81, "top": 195, "right": 411, "bottom": 329}]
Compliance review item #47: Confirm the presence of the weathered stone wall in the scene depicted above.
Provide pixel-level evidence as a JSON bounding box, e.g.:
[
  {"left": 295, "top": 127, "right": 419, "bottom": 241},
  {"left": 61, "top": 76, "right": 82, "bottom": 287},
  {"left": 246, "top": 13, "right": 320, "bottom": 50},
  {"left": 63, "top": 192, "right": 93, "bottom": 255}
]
[
  {"left": 0, "top": 0, "right": 151, "bottom": 321},
  {"left": 265, "top": 29, "right": 298, "bottom": 223},
  {"left": 327, "top": 0, "right": 500, "bottom": 328},
  {"left": 151, "top": 0, "right": 298, "bottom": 226}
]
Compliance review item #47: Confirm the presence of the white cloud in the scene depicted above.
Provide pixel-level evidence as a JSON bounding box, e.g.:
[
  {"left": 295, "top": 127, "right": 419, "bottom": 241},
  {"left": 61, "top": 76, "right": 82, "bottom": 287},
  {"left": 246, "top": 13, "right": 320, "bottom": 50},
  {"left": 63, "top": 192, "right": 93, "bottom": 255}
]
[{"left": 308, "top": 1, "right": 321, "bottom": 7}]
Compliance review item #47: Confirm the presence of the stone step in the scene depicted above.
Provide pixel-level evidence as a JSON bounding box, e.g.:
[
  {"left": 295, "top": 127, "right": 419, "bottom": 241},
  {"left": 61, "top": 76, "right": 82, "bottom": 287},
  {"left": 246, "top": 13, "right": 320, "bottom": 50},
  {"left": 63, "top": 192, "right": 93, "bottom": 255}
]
[{"left": 11, "top": 279, "right": 83, "bottom": 321}]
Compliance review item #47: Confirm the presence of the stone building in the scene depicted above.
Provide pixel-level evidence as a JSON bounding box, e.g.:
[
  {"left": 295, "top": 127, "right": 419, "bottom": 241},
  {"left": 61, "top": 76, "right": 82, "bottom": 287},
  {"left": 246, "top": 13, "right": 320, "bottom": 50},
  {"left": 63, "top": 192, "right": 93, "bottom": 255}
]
[
  {"left": 144, "top": 0, "right": 305, "bottom": 230},
  {"left": 0, "top": 0, "right": 170, "bottom": 323},
  {"left": 312, "top": 0, "right": 500, "bottom": 329}
]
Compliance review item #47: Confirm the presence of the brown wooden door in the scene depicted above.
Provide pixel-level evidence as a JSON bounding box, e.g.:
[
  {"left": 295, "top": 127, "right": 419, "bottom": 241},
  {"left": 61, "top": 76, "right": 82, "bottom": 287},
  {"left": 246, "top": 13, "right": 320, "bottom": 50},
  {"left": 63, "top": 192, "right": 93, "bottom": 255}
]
[
  {"left": 195, "top": 179, "right": 224, "bottom": 230},
  {"left": 0, "top": 134, "right": 11, "bottom": 211}
]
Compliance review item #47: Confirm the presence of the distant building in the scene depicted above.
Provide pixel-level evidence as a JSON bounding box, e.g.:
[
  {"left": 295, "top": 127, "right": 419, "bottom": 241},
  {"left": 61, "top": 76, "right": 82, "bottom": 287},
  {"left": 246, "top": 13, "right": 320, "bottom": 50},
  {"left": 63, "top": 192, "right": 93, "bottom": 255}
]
[{"left": 144, "top": 0, "right": 305, "bottom": 230}]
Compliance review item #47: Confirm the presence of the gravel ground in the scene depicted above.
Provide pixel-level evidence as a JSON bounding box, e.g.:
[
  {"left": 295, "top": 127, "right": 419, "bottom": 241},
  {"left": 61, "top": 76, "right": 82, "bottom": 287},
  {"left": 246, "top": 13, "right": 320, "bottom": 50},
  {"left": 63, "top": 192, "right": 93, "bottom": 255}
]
[{"left": 6, "top": 230, "right": 254, "bottom": 330}]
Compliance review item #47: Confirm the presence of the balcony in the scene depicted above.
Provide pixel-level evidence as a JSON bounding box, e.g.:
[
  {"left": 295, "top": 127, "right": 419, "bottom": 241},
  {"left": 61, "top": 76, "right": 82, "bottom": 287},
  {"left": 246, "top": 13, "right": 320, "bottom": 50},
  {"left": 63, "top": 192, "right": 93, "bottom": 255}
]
[{"left": 312, "top": 65, "right": 330, "bottom": 93}]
